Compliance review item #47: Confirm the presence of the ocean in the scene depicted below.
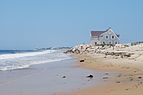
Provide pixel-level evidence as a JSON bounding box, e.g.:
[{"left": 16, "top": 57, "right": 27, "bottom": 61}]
[{"left": 0, "top": 49, "right": 70, "bottom": 71}]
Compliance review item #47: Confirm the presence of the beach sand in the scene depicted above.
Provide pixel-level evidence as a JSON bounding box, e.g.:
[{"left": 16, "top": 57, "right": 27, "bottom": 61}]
[
  {"left": 0, "top": 58, "right": 113, "bottom": 95},
  {"left": 1, "top": 44, "right": 143, "bottom": 95},
  {"left": 68, "top": 53, "right": 143, "bottom": 95}
]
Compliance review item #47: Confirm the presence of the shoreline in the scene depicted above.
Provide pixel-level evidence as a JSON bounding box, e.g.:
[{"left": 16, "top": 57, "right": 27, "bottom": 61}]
[
  {"left": 68, "top": 53, "right": 143, "bottom": 95},
  {"left": 0, "top": 58, "right": 110, "bottom": 95}
]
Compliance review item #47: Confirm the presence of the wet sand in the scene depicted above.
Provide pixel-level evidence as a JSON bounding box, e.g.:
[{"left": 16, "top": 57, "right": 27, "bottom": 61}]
[
  {"left": 0, "top": 58, "right": 115, "bottom": 95},
  {"left": 1, "top": 52, "right": 143, "bottom": 95},
  {"left": 68, "top": 54, "right": 143, "bottom": 95}
]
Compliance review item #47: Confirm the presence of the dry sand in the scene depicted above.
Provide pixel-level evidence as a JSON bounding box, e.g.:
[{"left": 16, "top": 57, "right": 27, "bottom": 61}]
[{"left": 67, "top": 53, "right": 143, "bottom": 95}]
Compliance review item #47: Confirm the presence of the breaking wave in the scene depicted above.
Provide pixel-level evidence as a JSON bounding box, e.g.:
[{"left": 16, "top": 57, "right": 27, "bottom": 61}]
[{"left": 0, "top": 50, "right": 71, "bottom": 71}]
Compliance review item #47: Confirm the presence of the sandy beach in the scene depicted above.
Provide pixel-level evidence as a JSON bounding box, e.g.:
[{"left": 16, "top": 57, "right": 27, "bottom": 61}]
[
  {"left": 1, "top": 44, "right": 143, "bottom": 95},
  {"left": 0, "top": 57, "right": 116, "bottom": 95},
  {"left": 66, "top": 44, "right": 143, "bottom": 95},
  {"left": 1, "top": 0, "right": 143, "bottom": 95}
]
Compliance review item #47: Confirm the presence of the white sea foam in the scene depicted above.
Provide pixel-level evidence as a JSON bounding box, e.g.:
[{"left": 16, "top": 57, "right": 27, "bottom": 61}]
[
  {"left": 0, "top": 50, "right": 56, "bottom": 60},
  {"left": 0, "top": 50, "right": 71, "bottom": 71},
  {"left": 0, "top": 65, "right": 30, "bottom": 71}
]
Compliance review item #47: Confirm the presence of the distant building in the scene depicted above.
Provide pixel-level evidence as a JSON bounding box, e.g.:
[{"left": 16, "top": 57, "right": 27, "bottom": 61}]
[{"left": 90, "top": 27, "right": 120, "bottom": 45}]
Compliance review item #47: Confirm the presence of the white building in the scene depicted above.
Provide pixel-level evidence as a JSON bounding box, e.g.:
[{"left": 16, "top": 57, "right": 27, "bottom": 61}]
[{"left": 90, "top": 27, "right": 120, "bottom": 45}]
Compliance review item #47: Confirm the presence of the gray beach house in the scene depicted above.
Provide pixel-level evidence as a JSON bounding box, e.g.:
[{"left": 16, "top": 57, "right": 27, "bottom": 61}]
[{"left": 90, "top": 27, "right": 120, "bottom": 45}]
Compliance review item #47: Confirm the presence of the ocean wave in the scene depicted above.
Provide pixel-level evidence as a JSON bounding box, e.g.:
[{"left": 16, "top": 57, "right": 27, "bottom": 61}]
[
  {"left": 0, "top": 58, "right": 70, "bottom": 71},
  {"left": 0, "top": 50, "right": 71, "bottom": 71},
  {"left": 0, "top": 50, "right": 56, "bottom": 60}
]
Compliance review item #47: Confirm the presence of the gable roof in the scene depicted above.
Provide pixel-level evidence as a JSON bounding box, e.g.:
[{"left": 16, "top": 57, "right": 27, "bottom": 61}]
[
  {"left": 91, "top": 31, "right": 106, "bottom": 37},
  {"left": 91, "top": 27, "right": 119, "bottom": 38},
  {"left": 91, "top": 27, "right": 111, "bottom": 37}
]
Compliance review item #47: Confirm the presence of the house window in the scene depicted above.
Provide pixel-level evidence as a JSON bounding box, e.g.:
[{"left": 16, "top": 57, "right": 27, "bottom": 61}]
[
  {"left": 115, "top": 42, "right": 118, "bottom": 44},
  {"left": 106, "top": 36, "right": 108, "bottom": 39},
  {"left": 112, "top": 36, "right": 114, "bottom": 39}
]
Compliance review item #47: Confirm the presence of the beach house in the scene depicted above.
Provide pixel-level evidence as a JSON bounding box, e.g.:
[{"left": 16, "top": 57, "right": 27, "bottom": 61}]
[{"left": 90, "top": 27, "right": 120, "bottom": 45}]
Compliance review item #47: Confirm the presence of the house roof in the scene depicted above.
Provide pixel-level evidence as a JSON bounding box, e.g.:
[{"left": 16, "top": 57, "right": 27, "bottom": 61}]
[
  {"left": 91, "top": 27, "right": 111, "bottom": 37},
  {"left": 91, "top": 27, "right": 119, "bottom": 37},
  {"left": 91, "top": 31, "right": 106, "bottom": 37}
]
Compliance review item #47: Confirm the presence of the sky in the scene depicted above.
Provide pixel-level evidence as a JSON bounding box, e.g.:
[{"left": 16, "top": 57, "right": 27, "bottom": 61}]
[{"left": 0, "top": 0, "right": 143, "bottom": 49}]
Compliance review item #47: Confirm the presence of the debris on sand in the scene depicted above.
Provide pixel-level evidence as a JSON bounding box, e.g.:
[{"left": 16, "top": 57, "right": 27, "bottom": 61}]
[
  {"left": 103, "top": 77, "right": 108, "bottom": 79},
  {"left": 116, "top": 81, "right": 121, "bottom": 83},
  {"left": 105, "top": 73, "right": 109, "bottom": 75},
  {"left": 80, "top": 60, "right": 85, "bottom": 62},
  {"left": 86, "top": 75, "right": 94, "bottom": 79},
  {"left": 138, "top": 77, "right": 142, "bottom": 79},
  {"left": 62, "top": 76, "right": 66, "bottom": 78}
]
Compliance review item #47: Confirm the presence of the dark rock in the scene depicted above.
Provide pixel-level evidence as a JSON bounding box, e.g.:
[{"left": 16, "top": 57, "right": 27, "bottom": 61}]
[
  {"left": 64, "top": 49, "right": 73, "bottom": 54},
  {"left": 117, "top": 74, "right": 122, "bottom": 77},
  {"left": 138, "top": 77, "right": 142, "bottom": 79},
  {"left": 116, "top": 81, "right": 120, "bottom": 83},
  {"left": 105, "top": 73, "right": 109, "bottom": 75},
  {"left": 130, "top": 78, "right": 133, "bottom": 81},
  {"left": 62, "top": 76, "right": 66, "bottom": 78},
  {"left": 86, "top": 75, "right": 94, "bottom": 79},
  {"left": 74, "top": 49, "right": 80, "bottom": 54},
  {"left": 80, "top": 60, "right": 85, "bottom": 62},
  {"left": 103, "top": 77, "right": 108, "bottom": 79}
]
